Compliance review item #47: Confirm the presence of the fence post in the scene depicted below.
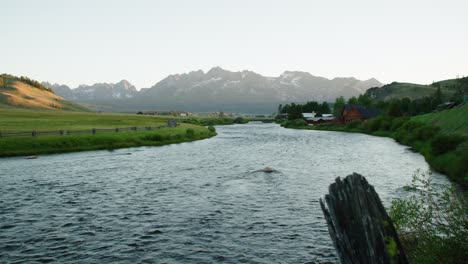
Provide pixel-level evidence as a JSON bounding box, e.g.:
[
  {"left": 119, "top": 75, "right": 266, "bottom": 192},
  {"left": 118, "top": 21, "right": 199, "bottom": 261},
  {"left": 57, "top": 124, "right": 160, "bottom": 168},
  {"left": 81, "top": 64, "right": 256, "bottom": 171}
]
[
  {"left": 115, "top": 128, "right": 119, "bottom": 132},
  {"left": 320, "top": 173, "right": 408, "bottom": 264},
  {"left": 60, "top": 130, "right": 64, "bottom": 136},
  {"left": 92, "top": 128, "right": 96, "bottom": 134},
  {"left": 32, "top": 130, "right": 37, "bottom": 137}
]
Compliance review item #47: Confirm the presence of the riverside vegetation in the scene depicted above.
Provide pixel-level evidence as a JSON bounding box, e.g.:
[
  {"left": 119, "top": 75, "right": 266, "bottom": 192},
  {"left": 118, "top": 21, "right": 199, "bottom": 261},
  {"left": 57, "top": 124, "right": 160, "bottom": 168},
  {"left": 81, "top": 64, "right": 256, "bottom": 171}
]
[
  {"left": 0, "top": 108, "right": 217, "bottom": 157},
  {"left": 278, "top": 81, "right": 467, "bottom": 263}
]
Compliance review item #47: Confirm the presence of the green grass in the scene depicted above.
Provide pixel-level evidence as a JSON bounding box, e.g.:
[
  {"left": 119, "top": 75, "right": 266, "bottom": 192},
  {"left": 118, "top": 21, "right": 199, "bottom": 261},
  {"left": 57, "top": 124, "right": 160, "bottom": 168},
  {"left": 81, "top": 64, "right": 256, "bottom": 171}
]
[
  {"left": 0, "top": 108, "right": 217, "bottom": 156},
  {"left": 0, "top": 123, "right": 215, "bottom": 157},
  {"left": 365, "top": 81, "right": 457, "bottom": 101},
  {"left": 412, "top": 104, "right": 468, "bottom": 136},
  {"left": 0, "top": 108, "right": 168, "bottom": 132}
]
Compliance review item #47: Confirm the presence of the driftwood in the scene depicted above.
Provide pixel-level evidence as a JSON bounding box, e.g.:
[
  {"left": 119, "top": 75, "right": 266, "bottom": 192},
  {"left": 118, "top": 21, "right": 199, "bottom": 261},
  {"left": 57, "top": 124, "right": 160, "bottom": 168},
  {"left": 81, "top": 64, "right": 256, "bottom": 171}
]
[{"left": 320, "top": 173, "right": 408, "bottom": 264}]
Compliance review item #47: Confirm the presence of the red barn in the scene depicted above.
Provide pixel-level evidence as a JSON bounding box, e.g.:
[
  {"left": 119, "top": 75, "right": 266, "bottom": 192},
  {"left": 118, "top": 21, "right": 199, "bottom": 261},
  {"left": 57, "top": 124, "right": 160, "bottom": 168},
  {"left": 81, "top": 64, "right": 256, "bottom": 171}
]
[{"left": 341, "top": 104, "right": 380, "bottom": 123}]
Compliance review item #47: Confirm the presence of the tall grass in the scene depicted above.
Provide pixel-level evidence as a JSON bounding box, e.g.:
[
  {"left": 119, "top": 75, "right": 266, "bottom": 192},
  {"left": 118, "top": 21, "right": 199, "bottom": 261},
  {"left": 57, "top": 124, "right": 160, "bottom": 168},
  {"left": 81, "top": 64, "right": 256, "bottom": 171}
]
[{"left": 0, "top": 124, "right": 216, "bottom": 157}]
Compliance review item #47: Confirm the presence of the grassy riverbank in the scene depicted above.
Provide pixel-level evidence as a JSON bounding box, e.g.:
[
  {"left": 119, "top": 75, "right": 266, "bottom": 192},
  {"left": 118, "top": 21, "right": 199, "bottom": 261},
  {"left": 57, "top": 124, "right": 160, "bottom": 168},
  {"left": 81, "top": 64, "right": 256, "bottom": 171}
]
[
  {"left": 0, "top": 109, "right": 216, "bottom": 157},
  {"left": 283, "top": 104, "right": 468, "bottom": 188}
]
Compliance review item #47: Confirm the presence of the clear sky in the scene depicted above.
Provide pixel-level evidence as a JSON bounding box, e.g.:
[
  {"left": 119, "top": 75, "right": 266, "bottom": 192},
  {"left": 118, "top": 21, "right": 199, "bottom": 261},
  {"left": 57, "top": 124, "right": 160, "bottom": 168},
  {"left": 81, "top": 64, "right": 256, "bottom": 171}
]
[{"left": 2, "top": 0, "right": 467, "bottom": 89}]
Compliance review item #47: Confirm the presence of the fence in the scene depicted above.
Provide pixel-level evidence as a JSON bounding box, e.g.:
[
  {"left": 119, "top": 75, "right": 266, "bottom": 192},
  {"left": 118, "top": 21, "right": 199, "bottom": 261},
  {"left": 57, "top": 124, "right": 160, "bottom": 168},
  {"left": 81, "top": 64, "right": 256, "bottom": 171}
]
[{"left": 0, "top": 125, "right": 169, "bottom": 138}]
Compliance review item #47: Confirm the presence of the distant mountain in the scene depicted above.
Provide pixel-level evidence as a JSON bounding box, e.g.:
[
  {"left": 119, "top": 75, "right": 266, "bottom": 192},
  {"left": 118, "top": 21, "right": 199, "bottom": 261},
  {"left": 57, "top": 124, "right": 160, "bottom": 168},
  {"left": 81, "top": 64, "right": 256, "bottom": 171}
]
[
  {"left": 364, "top": 78, "right": 461, "bottom": 101},
  {"left": 45, "top": 67, "right": 382, "bottom": 113},
  {"left": 0, "top": 74, "right": 89, "bottom": 111},
  {"left": 43, "top": 80, "right": 138, "bottom": 102}
]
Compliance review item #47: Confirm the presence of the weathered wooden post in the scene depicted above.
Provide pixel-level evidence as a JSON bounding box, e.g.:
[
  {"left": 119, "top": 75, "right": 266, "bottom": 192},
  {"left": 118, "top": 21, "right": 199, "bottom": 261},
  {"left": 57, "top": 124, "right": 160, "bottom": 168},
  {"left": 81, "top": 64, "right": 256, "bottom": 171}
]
[
  {"left": 320, "top": 173, "right": 408, "bottom": 264},
  {"left": 92, "top": 128, "right": 96, "bottom": 134}
]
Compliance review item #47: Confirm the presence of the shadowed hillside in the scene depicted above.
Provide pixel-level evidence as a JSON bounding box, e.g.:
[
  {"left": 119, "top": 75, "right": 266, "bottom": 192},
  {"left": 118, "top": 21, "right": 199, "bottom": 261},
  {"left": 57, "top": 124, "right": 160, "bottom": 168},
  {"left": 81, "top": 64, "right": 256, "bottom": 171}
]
[{"left": 364, "top": 77, "right": 465, "bottom": 101}]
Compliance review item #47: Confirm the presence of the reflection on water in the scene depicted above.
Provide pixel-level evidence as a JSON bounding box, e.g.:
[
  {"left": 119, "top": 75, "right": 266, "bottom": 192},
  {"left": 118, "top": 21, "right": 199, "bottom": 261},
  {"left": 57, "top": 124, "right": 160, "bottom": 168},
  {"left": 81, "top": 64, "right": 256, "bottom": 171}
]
[{"left": 0, "top": 123, "right": 448, "bottom": 263}]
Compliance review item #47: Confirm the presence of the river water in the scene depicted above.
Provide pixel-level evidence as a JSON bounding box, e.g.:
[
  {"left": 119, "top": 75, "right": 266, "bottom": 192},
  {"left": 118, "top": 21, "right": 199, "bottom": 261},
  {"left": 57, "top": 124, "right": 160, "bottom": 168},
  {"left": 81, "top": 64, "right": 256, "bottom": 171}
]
[{"left": 0, "top": 123, "right": 449, "bottom": 263}]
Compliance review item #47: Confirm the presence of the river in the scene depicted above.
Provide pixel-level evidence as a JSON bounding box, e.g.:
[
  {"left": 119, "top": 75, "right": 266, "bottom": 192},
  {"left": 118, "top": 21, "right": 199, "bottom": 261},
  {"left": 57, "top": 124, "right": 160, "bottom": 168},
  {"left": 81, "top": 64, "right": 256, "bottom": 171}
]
[{"left": 0, "top": 123, "right": 449, "bottom": 263}]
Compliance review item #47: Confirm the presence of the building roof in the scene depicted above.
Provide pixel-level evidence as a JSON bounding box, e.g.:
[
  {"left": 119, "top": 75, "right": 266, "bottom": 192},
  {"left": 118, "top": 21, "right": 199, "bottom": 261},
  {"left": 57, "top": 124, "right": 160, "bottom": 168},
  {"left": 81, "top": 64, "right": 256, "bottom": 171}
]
[
  {"left": 342, "top": 104, "right": 381, "bottom": 118},
  {"left": 302, "top": 112, "right": 316, "bottom": 118}
]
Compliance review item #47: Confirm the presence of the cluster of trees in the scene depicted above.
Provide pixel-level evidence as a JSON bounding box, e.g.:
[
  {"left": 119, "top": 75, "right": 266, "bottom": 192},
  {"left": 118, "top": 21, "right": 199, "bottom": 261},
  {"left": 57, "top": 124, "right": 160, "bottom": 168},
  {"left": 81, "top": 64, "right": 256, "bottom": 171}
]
[
  {"left": 277, "top": 77, "right": 467, "bottom": 121},
  {"left": 278, "top": 101, "right": 331, "bottom": 120},
  {"left": 0, "top": 74, "right": 54, "bottom": 93}
]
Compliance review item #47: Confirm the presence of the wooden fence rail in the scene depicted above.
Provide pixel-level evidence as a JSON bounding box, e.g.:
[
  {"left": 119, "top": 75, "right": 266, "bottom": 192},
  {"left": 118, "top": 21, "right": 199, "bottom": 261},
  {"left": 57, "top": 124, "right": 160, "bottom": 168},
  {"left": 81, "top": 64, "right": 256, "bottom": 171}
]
[{"left": 0, "top": 125, "right": 168, "bottom": 138}]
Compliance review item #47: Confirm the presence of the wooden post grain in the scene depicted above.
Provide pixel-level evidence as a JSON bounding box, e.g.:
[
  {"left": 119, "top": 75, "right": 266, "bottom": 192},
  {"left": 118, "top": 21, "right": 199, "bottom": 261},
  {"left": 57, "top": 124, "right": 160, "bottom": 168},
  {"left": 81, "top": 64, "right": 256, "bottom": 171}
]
[{"left": 320, "top": 173, "right": 408, "bottom": 264}]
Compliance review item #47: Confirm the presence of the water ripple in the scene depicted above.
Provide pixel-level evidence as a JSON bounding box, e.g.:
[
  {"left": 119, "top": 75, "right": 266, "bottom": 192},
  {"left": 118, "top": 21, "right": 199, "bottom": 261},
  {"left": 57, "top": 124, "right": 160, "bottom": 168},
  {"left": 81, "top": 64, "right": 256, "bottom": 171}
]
[{"left": 0, "top": 123, "right": 449, "bottom": 263}]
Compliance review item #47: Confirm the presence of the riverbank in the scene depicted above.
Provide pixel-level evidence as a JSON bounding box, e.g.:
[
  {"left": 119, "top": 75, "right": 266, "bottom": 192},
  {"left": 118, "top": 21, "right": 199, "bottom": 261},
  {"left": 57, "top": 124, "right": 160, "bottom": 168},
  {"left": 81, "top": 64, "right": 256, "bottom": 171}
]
[
  {"left": 0, "top": 124, "right": 216, "bottom": 157},
  {"left": 281, "top": 104, "right": 468, "bottom": 189},
  {"left": 0, "top": 108, "right": 217, "bottom": 157}
]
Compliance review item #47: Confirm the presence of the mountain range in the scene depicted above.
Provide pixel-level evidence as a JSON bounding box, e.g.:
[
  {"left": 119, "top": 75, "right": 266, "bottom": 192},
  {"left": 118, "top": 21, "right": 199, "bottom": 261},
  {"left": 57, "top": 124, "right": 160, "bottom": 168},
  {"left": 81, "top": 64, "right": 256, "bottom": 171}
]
[{"left": 44, "top": 67, "right": 383, "bottom": 113}]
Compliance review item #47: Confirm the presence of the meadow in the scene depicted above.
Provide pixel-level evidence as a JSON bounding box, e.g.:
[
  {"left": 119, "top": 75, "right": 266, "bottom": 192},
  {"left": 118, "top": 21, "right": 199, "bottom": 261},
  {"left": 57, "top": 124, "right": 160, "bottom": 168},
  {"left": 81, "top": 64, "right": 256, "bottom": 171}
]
[{"left": 0, "top": 108, "right": 216, "bottom": 156}]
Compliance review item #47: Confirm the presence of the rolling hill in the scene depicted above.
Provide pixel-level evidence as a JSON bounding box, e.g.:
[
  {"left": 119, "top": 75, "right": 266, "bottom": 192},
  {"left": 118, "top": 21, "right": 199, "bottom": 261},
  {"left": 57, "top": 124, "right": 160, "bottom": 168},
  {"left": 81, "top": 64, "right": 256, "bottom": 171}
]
[
  {"left": 0, "top": 74, "right": 89, "bottom": 111},
  {"left": 364, "top": 78, "right": 464, "bottom": 101}
]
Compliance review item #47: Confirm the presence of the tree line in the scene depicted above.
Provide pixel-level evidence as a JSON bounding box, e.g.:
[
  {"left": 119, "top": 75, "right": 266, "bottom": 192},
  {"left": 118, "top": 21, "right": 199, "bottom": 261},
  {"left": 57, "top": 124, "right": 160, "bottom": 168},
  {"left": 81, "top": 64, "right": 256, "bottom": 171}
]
[
  {"left": 277, "top": 76, "right": 467, "bottom": 121},
  {"left": 277, "top": 101, "right": 331, "bottom": 120}
]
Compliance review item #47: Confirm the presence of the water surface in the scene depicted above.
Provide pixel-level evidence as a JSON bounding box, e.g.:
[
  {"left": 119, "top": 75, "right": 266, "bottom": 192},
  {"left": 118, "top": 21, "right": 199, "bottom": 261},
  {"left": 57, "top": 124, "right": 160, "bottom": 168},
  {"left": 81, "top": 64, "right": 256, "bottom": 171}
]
[{"left": 0, "top": 123, "right": 449, "bottom": 263}]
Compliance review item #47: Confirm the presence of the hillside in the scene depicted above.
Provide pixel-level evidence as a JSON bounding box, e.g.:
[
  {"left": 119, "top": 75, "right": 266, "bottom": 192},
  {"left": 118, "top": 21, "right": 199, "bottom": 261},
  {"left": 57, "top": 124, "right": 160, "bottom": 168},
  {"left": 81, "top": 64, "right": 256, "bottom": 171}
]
[
  {"left": 364, "top": 78, "right": 462, "bottom": 101},
  {"left": 0, "top": 75, "right": 89, "bottom": 111},
  {"left": 412, "top": 103, "right": 468, "bottom": 136},
  {"left": 45, "top": 67, "right": 382, "bottom": 113}
]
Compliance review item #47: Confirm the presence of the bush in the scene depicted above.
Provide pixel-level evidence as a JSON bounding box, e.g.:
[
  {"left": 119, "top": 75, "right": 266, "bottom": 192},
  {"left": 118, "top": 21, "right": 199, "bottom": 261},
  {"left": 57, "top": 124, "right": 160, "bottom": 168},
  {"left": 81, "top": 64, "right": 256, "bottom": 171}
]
[
  {"left": 143, "top": 134, "right": 163, "bottom": 141},
  {"left": 390, "top": 116, "right": 410, "bottom": 131},
  {"left": 389, "top": 171, "right": 467, "bottom": 264},
  {"left": 284, "top": 118, "right": 308, "bottom": 128},
  {"left": 207, "top": 126, "right": 216, "bottom": 132},
  {"left": 430, "top": 134, "right": 465, "bottom": 156},
  {"left": 185, "top": 128, "right": 195, "bottom": 138},
  {"left": 346, "top": 120, "right": 362, "bottom": 129}
]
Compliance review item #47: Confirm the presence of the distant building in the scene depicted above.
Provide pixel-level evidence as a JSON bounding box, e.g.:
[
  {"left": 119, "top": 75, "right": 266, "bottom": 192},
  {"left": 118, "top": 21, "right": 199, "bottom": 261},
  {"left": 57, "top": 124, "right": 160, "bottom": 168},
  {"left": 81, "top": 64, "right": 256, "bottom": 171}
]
[
  {"left": 307, "top": 113, "right": 336, "bottom": 125},
  {"left": 179, "top": 112, "right": 188, "bottom": 117},
  {"left": 340, "top": 104, "right": 380, "bottom": 123},
  {"left": 302, "top": 112, "right": 316, "bottom": 119}
]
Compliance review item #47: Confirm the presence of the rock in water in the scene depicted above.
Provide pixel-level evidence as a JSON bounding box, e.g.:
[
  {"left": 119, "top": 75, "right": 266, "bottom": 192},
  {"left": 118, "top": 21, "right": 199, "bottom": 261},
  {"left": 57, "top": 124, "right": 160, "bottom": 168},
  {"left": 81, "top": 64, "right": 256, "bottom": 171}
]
[{"left": 262, "top": 167, "right": 274, "bottom": 173}]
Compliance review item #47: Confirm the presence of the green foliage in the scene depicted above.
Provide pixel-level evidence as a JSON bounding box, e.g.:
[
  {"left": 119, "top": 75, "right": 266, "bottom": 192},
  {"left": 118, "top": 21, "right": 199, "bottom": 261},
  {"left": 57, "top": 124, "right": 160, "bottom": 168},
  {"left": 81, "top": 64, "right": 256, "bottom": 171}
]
[
  {"left": 185, "top": 128, "right": 195, "bottom": 138},
  {"left": 143, "top": 134, "right": 163, "bottom": 141},
  {"left": 0, "top": 124, "right": 214, "bottom": 157},
  {"left": 389, "top": 171, "right": 468, "bottom": 264},
  {"left": 207, "top": 126, "right": 216, "bottom": 132},
  {"left": 278, "top": 101, "right": 332, "bottom": 120},
  {"left": 333, "top": 96, "right": 346, "bottom": 117},
  {"left": 430, "top": 134, "right": 465, "bottom": 155},
  {"left": 347, "top": 96, "right": 358, "bottom": 104},
  {"left": 357, "top": 94, "right": 372, "bottom": 107},
  {"left": 283, "top": 118, "right": 308, "bottom": 128},
  {"left": 388, "top": 100, "right": 403, "bottom": 117},
  {"left": 345, "top": 120, "right": 362, "bottom": 129},
  {"left": 233, "top": 117, "right": 246, "bottom": 124}
]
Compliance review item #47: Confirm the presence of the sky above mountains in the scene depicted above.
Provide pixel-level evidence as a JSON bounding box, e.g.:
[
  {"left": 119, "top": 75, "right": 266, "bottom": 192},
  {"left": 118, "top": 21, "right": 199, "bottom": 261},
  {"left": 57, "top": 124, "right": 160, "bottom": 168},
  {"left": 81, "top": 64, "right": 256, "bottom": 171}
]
[{"left": 2, "top": 0, "right": 467, "bottom": 89}]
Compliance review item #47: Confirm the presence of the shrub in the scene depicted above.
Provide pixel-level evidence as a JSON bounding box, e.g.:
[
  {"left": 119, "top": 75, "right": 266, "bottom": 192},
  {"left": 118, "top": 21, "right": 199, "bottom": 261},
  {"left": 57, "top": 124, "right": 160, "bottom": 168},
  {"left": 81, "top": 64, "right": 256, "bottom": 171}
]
[
  {"left": 186, "top": 128, "right": 195, "bottom": 138},
  {"left": 346, "top": 120, "right": 362, "bottom": 129},
  {"left": 143, "top": 134, "right": 163, "bottom": 141},
  {"left": 283, "top": 118, "right": 307, "bottom": 128},
  {"left": 207, "top": 126, "right": 216, "bottom": 132},
  {"left": 430, "top": 134, "right": 465, "bottom": 155},
  {"left": 390, "top": 116, "right": 410, "bottom": 131},
  {"left": 389, "top": 171, "right": 467, "bottom": 264}
]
